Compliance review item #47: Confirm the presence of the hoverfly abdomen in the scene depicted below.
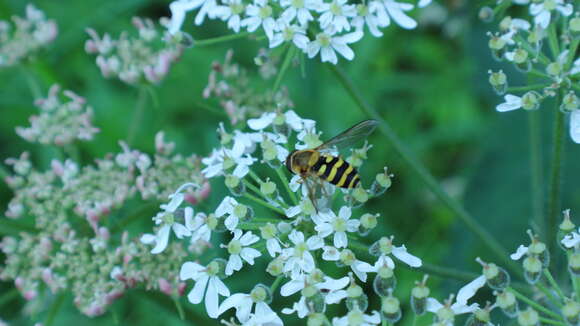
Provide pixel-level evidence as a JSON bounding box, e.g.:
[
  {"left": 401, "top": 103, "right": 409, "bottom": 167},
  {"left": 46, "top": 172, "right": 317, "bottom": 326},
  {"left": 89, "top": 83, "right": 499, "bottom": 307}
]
[{"left": 312, "top": 154, "right": 359, "bottom": 189}]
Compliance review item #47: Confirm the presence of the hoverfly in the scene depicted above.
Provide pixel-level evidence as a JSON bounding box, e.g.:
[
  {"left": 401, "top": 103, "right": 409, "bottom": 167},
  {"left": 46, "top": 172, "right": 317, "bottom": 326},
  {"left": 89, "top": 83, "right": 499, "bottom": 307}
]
[{"left": 285, "top": 120, "right": 379, "bottom": 209}]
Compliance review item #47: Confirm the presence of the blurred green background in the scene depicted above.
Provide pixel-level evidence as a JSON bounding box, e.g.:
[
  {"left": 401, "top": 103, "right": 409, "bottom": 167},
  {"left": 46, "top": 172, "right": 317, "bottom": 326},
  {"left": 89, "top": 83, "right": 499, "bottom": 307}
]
[{"left": 1, "top": 0, "right": 580, "bottom": 325}]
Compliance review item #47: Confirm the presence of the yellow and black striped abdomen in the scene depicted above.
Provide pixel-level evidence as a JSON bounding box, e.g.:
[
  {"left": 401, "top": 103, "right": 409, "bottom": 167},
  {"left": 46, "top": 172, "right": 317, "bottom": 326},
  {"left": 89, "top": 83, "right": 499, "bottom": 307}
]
[{"left": 311, "top": 154, "right": 360, "bottom": 188}]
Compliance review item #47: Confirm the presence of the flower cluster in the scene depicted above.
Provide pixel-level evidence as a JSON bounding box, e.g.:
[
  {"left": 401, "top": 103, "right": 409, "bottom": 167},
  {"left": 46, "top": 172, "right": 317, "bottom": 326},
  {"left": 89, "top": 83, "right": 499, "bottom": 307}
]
[
  {"left": 166, "top": 0, "right": 432, "bottom": 64},
  {"left": 15, "top": 84, "right": 99, "bottom": 146},
  {"left": 85, "top": 17, "right": 185, "bottom": 85},
  {"left": 141, "top": 108, "right": 427, "bottom": 324},
  {"left": 203, "top": 50, "right": 294, "bottom": 125},
  {"left": 1, "top": 131, "right": 209, "bottom": 317},
  {"left": 486, "top": 1, "right": 580, "bottom": 142},
  {"left": 0, "top": 4, "right": 57, "bottom": 68}
]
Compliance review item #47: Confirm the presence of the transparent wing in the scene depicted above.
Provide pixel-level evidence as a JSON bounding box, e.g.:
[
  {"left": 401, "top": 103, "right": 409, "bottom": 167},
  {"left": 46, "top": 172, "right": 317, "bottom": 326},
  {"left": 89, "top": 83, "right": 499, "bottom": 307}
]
[{"left": 316, "top": 120, "right": 378, "bottom": 152}]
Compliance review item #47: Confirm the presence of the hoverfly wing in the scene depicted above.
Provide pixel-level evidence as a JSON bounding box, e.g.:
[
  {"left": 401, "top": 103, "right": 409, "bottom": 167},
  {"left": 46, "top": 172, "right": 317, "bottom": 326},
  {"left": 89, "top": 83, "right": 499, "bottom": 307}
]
[{"left": 315, "top": 120, "right": 378, "bottom": 152}]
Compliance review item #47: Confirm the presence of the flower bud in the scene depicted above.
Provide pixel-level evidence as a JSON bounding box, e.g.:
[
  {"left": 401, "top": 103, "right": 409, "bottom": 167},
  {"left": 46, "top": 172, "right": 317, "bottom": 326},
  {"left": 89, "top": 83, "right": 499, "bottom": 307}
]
[
  {"left": 561, "top": 92, "right": 579, "bottom": 113},
  {"left": 479, "top": 7, "right": 494, "bottom": 23},
  {"left": 521, "top": 91, "right": 541, "bottom": 111},
  {"left": 528, "top": 239, "right": 549, "bottom": 268},
  {"left": 559, "top": 209, "right": 576, "bottom": 249},
  {"left": 488, "top": 34, "right": 507, "bottom": 61},
  {"left": 267, "top": 258, "right": 284, "bottom": 276},
  {"left": 489, "top": 70, "right": 508, "bottom": 95},
  {"left": 250, "top": 284, "right": 272, "bottom": 304},
  {"left": 273, "top": 114, "right": 291, "bottom": 138},
  {"left": 373, "top": 266, "right": 396, "bottom": 296},
  {"left": 511, "top": 49, "right": 530, "bottom": 72},
  {"left": 207, "top": 258, "right": 228, "bottom": 279},
  {"left": 346, "top": 283, "right": 368, "bottom": 312},
  {"left": 352, "top": 187, "right": 369, "bottom": 204},
  {"left": 496, "top": 290, "right": 518, "bottom": 318},
  {"left": 466, "top": 308, "right": 491, "bottom": 326},
  {"left": 568, "top": 252, "right": 580, "bottom": 276},
  {"left": 411, "top": 276, "right": 430, "bottom": 315},
  {"left": 518, "top": 307, "right": 539, "bottom": 326},
  {"left": 482, "top": 262, "right": 510, "bottom": 290},
  {"left": 381, "top": 295, "right": 402, "bottom": 323},
  {"left": 260, "top": 179, "right": 277, "bottom": 196},
  {"left": 260, "top": 223, "right": 277, "bottom": 240},
  {"left": 523, "top": 256, "right": 542, "bottom": 284},
  {"left": 563, "top": 301, "right": 580, "bottom": 326},
  {"left": 225, "top": 175, "right": 245, "bottom": 196},
  {"left": 359, "top": 213, "right": 378, "bottom": 235}
]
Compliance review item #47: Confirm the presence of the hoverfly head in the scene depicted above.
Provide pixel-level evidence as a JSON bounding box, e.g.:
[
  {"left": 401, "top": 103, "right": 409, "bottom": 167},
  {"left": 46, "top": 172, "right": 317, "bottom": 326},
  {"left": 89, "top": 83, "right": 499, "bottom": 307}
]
[{"left": 286, "top": 150, "right": 297, "bottom": 174}]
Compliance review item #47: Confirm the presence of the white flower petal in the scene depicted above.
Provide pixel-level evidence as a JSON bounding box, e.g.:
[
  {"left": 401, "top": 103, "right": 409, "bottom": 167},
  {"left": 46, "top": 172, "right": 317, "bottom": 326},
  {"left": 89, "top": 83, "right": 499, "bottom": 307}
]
[
  {"left": 456, "top": 275, "right": 486, "bottom": 305},
  {"left": 570, "top": 111, "right": 580, "bottom": 144},
  {"left": 151, "top": 225, "right": 171, "bottom": 254},
  {"left": 206, "top": 277, "right": 220, "bottom": 318},
  {"left": 392, "top": 245, "right": 422, "bottom": 267},
  {"left": 510, "top": 244, "right": 529, "bottom": 260},
  {"left": 187, "top": 275, "right": 209, "bottom": 304}
]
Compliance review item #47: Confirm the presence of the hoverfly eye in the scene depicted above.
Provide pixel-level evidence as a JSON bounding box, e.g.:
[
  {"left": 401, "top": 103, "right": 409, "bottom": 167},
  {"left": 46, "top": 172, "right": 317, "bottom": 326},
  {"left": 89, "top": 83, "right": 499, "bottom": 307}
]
[{"left": 286, "top": 150, "right": 297, "bottom": 173}]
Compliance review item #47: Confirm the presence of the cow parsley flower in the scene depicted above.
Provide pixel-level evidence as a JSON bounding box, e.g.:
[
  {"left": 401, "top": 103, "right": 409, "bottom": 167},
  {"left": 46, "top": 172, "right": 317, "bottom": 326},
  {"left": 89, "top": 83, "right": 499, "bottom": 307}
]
[
  {"left": 180, "top": 260, "right": 231, "bottom": 318},
  {"left": 307, "top": 29, "right": 363, "bottom": 64},
  {"left": 281, "top": 230, "right": 324, "bottom": 277},
  {"left": 528, "top": 0, "right": 573, "bottom": 29},
  {"left": 332, "top": 310, "right": 381, "bottom": 326},
  {"left": 215, "top": 0, "right": 246, "bottom": 32},
  {"left": 279, "top": 0, "right": 320, "bottom": 26},
  {"left": 383, "top": 0, "right": 418, "bottom": 30},
  {"left": 218, "top": 284, "right": 282, "bottom": 324},
  {"left": 318, "top": 0, "right": 357, "bottom": 32},
  {"left": 269, "top": 21, "right": 309, "bottom": 50},
  {"left": 313, "top": 206, "right": 360, "bottom": 248},
  {"left": 141, "top": 187, "right": 193, "bottom": 254},
  {"left": 221, "top": 229, "right": 262, "bottom": 275},
  {"left": 242, "top": 0, "right": 276, "bottom": 40}
]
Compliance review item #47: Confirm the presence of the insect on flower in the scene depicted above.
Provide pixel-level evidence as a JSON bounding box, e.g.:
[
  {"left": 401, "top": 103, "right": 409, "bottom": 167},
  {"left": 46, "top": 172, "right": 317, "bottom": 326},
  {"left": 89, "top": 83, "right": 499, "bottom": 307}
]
[{"left": 285, "top": 119, "right": 378, "bottom": 210}]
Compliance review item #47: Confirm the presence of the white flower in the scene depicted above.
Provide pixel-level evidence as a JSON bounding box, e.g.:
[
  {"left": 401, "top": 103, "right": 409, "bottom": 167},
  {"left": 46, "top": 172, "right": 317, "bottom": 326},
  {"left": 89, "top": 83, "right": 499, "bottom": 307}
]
[
  {"left": 140, "top": 187, "right": 193, "bottom": 254},
  {"left": 418, "top": 0, "right": 432, "bottom": 7},
  {"left": 313, "top": 206, "right": 360, "bottom": 248},
  {"left": 280, "top": 0, "right": 320, "bottom": 26},
  {"left": 187, "top": 212, "right": 213, "bottom": 242},
  {"left": 218, "top": 288, "right": 282, "bottom": 324},
  {"left": 269, "top": 21, "right": 310, "bottom": 50},
  {"left": 215, "top": 196, "right": 247, "bottom": 230},
  {"left": 426, "top": 275, "right": 485, "bottom": 318},
  {"left": 242, "top": 0, "right": 277, "bottom": 40},
  {"left": 333, "top": 310, "right": 381, "bottom": 326},
  {"left": 366, "top": 236, "right": 422, "bottom": 270},
  {"left": 180, "top": 261, "right": 231, "bottom": 318},
  {"left": 322, "top": 246, "right": 373, "bottom": 281},
  {"left": 529, "top": 0, "right": 573, "bottom": 29},
  {"left": 382, "top": 0, "right": 417, "bottom": 30},
  {"left": 201, "top": 148, "right": 257, "bottom": 178},
  {"left": 496, "top": 94, "right": 522, "bottom": 112},
  {"left": 280, "top": 230, "right": 324, "bottom": 277},
  {"left": 318, "top": 0, "right": 357, "bottom": 32},
  {"left": 500, "top": 18, "right": 531, "bottom": 44},
  {"left": 221, "top": 229, "right": 262, "bottom": 275},
  {"left": 570, "top": 110, "right": 580, "bottom": 144},
  {"left": 307, "top": 29, "right": 363, "bottom": 64},
  {"left": 562, "top": 228, "right": 580, "bottom": 249},
  {"left": 281, "top": 273, "right": 349, "bottom": 318},
  {"left": 351, "top": 2, "right": 387, "bottom": 37},
  {"left": 215, "top": 0, "right": 245, "bottom": 32},
  {"left": 194, "top": 0, "right": 220, "bottom": 25},
  {"left": 247, "top": 110, "right": 315, "bottom": 132},
  {"left": 168, "top": 0, "right": 204, "bottom": 34}
]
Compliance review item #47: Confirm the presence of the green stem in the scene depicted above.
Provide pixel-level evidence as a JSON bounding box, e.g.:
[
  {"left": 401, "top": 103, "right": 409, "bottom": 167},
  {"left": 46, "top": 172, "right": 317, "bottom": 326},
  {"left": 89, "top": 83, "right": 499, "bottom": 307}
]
[
  {"left": 547, "top": 23, "right": 560, "bottom": 60},
  {"left": 507, "top": 287, "right": 563, "bottom": 321},
  {"left": 543, "top": 269, "right": 565, "bottom": 302},
  {"left": 243, "top": 178, "right": 288, "bottom": 209},
  {"left": 194, "top": 32, "right": 253, "bottom": 46},
  {"left": 536, "top": 282, "right": 564, "bottom": 308},
  {"left": 127, "top": 86, "right": 148, "bottom": 146},
  {"left": 539, "top": 317, "right": 567, "bottom": 326},
  {"left": 329, "top": 64, "right": 519, "bottom": 275},
  {"left": 276, "top": 167, "right": 299, "bottom": 205},
  {"left": 272, "top": 45, "right": 296, "bottom": 93},
  {"left": 173, "top": 297, "right": 185, "bottom": 320},
  {"left": 507, "top": 83, "right": 551, "bottom": 93},
  {"left": 528, "top": 110, "right": 544, "bottom": 234},
  {"left": 529, "top": 69, "right": 551, "bottom": 79},
  {"left": 547, "top": 103, "right": 565, "bottom": 251},
  {"left": 270, "top": 275, "right": 284, "bottom": 294},
  {"left": 44, "top": 293, "right": 66, "bottom": 326},
  {"left": 242, "top": 191, "right": 285, "bottom": 215},
  {"left": 492, "top": 0, "right": 511, "bottom": 17}
]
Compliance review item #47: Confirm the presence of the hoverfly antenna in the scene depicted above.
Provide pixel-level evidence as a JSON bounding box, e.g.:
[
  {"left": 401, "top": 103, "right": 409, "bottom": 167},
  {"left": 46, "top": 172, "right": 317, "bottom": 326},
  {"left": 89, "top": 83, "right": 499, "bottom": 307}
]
[{"left": 285, "top": 150, "right": 297, "bottom": 173}]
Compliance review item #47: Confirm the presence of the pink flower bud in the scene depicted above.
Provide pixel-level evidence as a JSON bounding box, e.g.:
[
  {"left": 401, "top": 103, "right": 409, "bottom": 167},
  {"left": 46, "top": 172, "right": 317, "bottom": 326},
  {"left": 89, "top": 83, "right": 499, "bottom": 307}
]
[{"left": 158, "top": 278, "right": 173, "bottom": 296}]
